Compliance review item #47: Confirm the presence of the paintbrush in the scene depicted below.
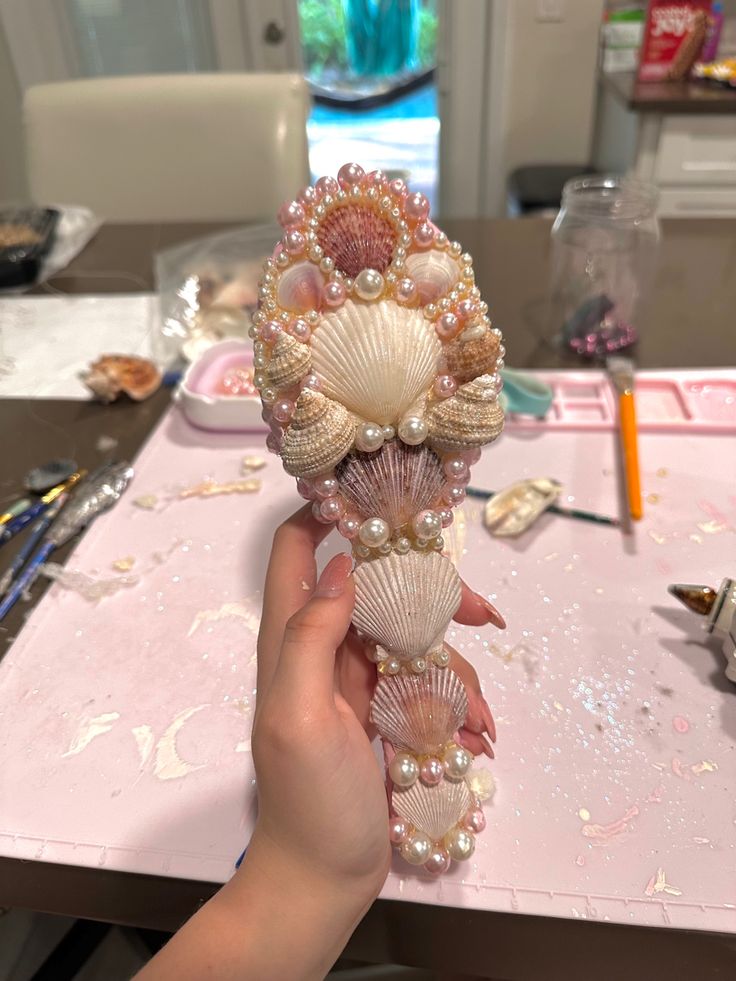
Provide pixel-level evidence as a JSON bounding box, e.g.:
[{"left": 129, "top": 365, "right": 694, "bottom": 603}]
[
  {"left": 0, "top": 463, "right": 134, "bottom": 621},
  {"left": 607, "top": 356, "right": 642, "bottom": 522},
  {"left": 0, "top": 496, "right": 66, "bottom": 599}
]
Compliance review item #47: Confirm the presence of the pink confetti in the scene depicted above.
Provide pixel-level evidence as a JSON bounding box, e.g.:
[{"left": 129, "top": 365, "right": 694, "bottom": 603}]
[
  {"left": 581, "top": 805, "right": 639, "bottom": 842},
  {"left": 673, "top": 716, "right": 690, "bottom": 733},
  {"left": 645, "top": 784, "right": 665, "bottom": 803},
  {"left": 575, "top": 855, "right": 585, "bottom": 866}
]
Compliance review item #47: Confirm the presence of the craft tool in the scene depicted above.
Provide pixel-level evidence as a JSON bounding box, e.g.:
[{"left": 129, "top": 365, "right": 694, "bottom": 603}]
[
  {"left": 669, "top": 580, "right": 736, "bottom": 684},
  {"left": 0, "top": 463, "right": 133, "bottom": 621},
  {"left": 0, "top": 472, "right": 84, "bottom": 547},
  {"left": 0, "top": 498, "right": 32, "bottom": 527},
  {"left": 466, "top": 485, "right": 620, "bottom": 529},
  {"left": 0, "top": 496, "right": 66, "bottom": 598},
  {"left": 607, "top": 356, "right": 642, "bottom": 521}
]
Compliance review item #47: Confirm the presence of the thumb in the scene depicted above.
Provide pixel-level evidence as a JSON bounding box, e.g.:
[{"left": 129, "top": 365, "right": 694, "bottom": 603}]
[{"left": 272, "top": 553, "right": 355, "bottom": 705}]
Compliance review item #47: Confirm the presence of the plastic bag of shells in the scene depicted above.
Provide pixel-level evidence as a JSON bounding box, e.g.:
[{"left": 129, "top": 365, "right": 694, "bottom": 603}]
[{"left": 155, "top": 223, "right": 280, "bottom": 366}]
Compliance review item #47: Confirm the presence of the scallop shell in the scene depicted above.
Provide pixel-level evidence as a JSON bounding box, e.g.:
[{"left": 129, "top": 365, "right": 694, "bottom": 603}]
[
  {"left": 267, "top": 333, "right": 311, "bottom": 389},
  {"left": 316, "top": 204, "right": 396, "bottom": 278},
  {"left": 311, "top": 300, "right": 440, "bottom": 426},
  {"left": 427, "top": 375, "right": 504, "bottom": 453},
  {"left": 393, "top": 778, "right": 472, "bottom": 842},
  {"left": 281, "top": 390, "right": 355, "bottom": 478},
  {"left": 336, "top": 441, "right": 445, "bottom": 530},
  {"left": 276, "top": 261, "right": 325, "bottom": 313},
  {"left": 353, "top": 550, "right": 461, "bottom": 661},
  {"left": 443, "top": 327, "right": 501, "bottom": 384},
  {"left": 404, "top": 250, "right": 461, "bottom": 305},
  {"left": 371, "top": 665, "right": 468, "bottom": 754},
  {"left": 82, "top": 355, "right": 161, "bottom": 403}
]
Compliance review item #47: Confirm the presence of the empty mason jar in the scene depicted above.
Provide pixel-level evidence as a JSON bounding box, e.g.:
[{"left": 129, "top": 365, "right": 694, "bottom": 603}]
[{"left": 549, "top": 175, "right": 660, "bottom": 357}]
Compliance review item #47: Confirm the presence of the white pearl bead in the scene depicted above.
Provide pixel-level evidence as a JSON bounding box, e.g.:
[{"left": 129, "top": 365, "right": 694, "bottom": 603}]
[
  {"left": 394, "top": 537, "right": 410, "bottom": 555},
  {"left": 444, "top": 745, "right": 472, "bottom": 779},
  {"left": 355, "top": 422, "right": 385, "bottom": 453},
  {"left": 358, "top": 517, "right": 390, "bottom": 548},
  {"left": 382, "top": 425, "right": 396, "bottom": 441},
  {"left": 433, "top": 648, "right": 450, "bottom": 668},
  {"left": 412, "top": 509, "right": 441, "bottom": 540},
  {"left": 389, "top": 752, "right": 419, "bottom": 788},
  {"left": 398, "top": 416, "right": 428, "bottom": 446},
  {"left": 400, "top": 832, "right": 432, "bottom": 866},
  {"left": 410, "top": 656, "right": 427, "bottom": 674},
  {"left": 444, "top": 826, "right": 475, "bottom": 861},
  {"left": 384, "top": 657, "right": 400, "bottom": 675},
  {"left": 354, "top": 268, "right": 384, "bottom": 301}
]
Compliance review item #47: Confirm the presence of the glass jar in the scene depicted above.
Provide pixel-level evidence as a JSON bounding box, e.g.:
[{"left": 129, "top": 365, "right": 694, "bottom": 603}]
[{"left": 549, "top": 175, "right": 660, "bottom": 357}]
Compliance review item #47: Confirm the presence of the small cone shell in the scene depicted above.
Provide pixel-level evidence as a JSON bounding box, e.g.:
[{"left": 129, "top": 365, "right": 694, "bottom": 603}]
[
  {"left": 281, "top": 389, "right": 355, "bottom": 478},
  {"left": 267, "top": 333, "right": 311, "bottom": 389},
  {"left": 427, "top": 375, "right": 504, "bottom": 453},
  {"left": 443, "top": 327, "right": 500, "bottom": 384}
]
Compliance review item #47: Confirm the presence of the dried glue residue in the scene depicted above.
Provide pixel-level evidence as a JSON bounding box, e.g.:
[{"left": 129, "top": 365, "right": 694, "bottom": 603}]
[
  {"left": 112, "top": 556, "right": 136, "bottom": 572},
  {"left": 697, "top": 520, "right": 728, "bottom": 535},
  {"left": 301, "top": 580, "right": 310, "bottom": 591},
  {"left": 466, "top": 768, "right": 495, "bottom": 801},
  {"left": 63, "top": 712, "right": 120, "bottom": 757},
  {"left": 153, "top": 705, "right": 208, "bottom": 780},
  {"left": 656, "top": 468, "right": 669, "bottom": 478},
  {"left": 132, "top": 724, "right": 155, "bottom": 767},
  {"left": 644, "top": 868, "right": 682, "bottom": 898},
  {"left": 648, "top": 530, "right": 667, "bottom": 545},
  {"left": 42, "top": 563, "right": 139, "bottom": 600},
  {"left": 646, "top": 493, "right": 660, "bottom": 505},
  {"left": 187, "top": 602, "right": 260, "bottom": 638},
  {"left": 241, "top": 455, "right": 266, "bottom": 473},
  {"left": 673, "top": 715, "right": 689, "bottom": 733},
  {"left": 133, "top": 494, "right": 158, "bottom": 510},
  {"left": 235, "top": 738, "right": 252, "bottom": 753},
  {"left": 179, "top": 478, "right": 260, "bottom": 499},
  {"left": 578, "top": 807, "right": 591, "bottom": 821},
  {"left": 691, "top": 760, "right": 718, "bottom": 774},
  {"left": 581, "top": 805, "right": 639, "bottom": 842}
]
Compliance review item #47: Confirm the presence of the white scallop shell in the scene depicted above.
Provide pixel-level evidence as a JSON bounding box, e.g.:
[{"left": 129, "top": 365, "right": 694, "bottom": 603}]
[
  {"left": 393, "top": 777, "right": 472, "bottom": 841},
  {"left": 353, "top": 550, "right": 461, "bottom": 661},
  {"left": 276, "top": 261, "right": 325, "bottom": 313},
  {"left": 311, "top": 300, "right": 440, "bottom": 426},
  {"left": 370, "top": 666, "right": 468, "bottom": 754},
  {"left": 404, "top": 250, "right": 461, "bottom": 305}
]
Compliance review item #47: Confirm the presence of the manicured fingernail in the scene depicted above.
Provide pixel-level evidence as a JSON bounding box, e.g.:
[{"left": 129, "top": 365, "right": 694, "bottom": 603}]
[
  {"left": 314, "top": 553, "right": 352, "bottom": 597},
  {"left": 476, "top": 593, "right": 506, "bottom": 629},
  {"left": 481, "top": 699, "right": 497, "bottom": 742}
]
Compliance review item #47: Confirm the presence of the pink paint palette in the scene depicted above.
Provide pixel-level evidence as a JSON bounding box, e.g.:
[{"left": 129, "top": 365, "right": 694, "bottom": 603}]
[
  {"left": 0, "top": 406, "right": 733, "bottom": 932},
  {"left": 506, "top": 370, "right": 736, "bottom": 432}
]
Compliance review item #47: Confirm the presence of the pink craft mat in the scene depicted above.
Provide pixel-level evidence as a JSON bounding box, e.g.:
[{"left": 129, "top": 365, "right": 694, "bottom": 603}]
[{"left": 0, "top": 405, "right": 734, "bottom": 933}]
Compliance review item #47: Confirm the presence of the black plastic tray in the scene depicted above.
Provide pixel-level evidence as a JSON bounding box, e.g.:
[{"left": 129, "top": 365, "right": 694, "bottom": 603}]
[{"left": 0, "top": 208, "right": 60, "bottom": 289}]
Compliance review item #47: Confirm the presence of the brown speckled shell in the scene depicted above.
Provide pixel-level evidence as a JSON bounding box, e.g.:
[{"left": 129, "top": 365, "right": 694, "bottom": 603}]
[
  {"left": 267, "top": 333, "right": 311, "bottom": 390},
  {"left": 443, "top": 328, "right": 500, "bottom": 384},
  {"left": 281, "top": 389, "right": 355, "bottom": 478},
  {"left": 427, "top": 375, "right": 504, "bottom": 453}
]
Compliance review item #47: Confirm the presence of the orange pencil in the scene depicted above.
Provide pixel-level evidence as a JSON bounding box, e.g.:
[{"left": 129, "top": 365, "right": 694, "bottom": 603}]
[{"left": 608, "top": 357, "right": 643, "bottom": 522}]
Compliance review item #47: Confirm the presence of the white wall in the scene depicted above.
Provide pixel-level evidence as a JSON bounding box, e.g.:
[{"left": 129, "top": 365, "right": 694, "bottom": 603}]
[
  {"left": 0, "top": 20, "right": 28, "bottom": 202},
  {"left": 499, "top": 0, "right": 605, "bottom": 179}
]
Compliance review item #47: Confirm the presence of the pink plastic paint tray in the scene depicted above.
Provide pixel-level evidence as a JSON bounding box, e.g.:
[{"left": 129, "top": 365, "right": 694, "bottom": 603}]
[
  {"left": 0, "top": 407, "right": 734, "bottom": 933},
  {"left": 505, "top": 369, "right": 736, "bottom": 432}
]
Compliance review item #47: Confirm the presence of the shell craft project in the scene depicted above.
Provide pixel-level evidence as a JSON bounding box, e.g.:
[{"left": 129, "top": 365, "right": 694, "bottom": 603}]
[{"left": 252, "top": 163, "right": 505, "bottom": 876}]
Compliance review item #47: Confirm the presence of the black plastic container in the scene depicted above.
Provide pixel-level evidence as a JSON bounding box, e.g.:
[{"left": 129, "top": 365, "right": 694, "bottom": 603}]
[{"left": 0, "top": 208, "right": 60, "bottom": 289}]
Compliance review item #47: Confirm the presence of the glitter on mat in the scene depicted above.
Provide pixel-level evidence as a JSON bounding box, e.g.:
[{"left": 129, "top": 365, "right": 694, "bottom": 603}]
[{"left": 133, "top": 494, "right": 158, "bottom": 510}]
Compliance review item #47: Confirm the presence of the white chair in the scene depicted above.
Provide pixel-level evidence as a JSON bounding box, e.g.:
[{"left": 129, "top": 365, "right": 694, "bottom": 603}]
[{"left": 24, "top": 73, "right": 310, "bottom": 222}]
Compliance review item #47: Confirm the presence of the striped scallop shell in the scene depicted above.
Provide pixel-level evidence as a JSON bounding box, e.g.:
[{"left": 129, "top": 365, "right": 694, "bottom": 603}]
[
  {"left": 316, "top": 204, "right": 396, "bottom": 278},
  {"left": 276, "top": 261, "right": 325, "bottom": 313},
  {"left": 267, "top": 333, "right": 311, "bottom": 389},
  {"left": 353, "top": 550, "right": 461, "bottom": 661},
  {"left": 370, "top": 665, "right": 468, "bottom": 754},
  {"left": 443, "top": 327, "right": 500, "bottom": 385},
  {"left": 404, "top": 250, "right": 461, "bottom": 305},
  {"left": 281, "top": 389, "right": 355, "bottom": 478},
  {"left": 311, "top": 300, "right": 440, "bottom": 426},
  {"left": 427, "top": 375, "right": 504, "bottom": 453},
  {"left": 392, "top": 778, "right": 472, "bottom": 842},
  {"left": 335, "top": 441, "right": 445, "bottom": 531}
]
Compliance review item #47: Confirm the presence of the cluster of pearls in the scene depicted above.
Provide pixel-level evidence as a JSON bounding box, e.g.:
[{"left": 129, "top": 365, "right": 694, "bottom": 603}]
[
  {"left": 388, "top": 742, "right": 473, "bottom": 790},
  {"left": 388, "top": 792, "right": 485, "bottom": 873},
  {"left": 369, "top": 644, "right": 449, "bottom": 677}
]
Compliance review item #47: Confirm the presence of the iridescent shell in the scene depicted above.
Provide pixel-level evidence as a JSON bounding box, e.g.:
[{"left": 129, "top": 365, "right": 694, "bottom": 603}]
[
  {"left": 404, "top": 250, "right": 461, "bottom": 305},
  {"left": 392, "top": 777, "right": 472, "bottom": 841},
  {"left": 281, "top": 390, "right": 355, "bottom": 478},
  {"left": 483, "top": 477, "right": 561, "bottom": 537},
  {"left": 335, "top": 441, "right": 444, "bottom": 530},
  {"left": 427, "top": 375, "right": 504, "bottom": 453},
  {"left": 311, "top": 300, "right": 440, "bottom": 426},
  {"left": 371, "top": 665, "right": 468, "bottom": 754},
  {"left": 276, "top": 261, "right": 325, "bottom": 313},
  {"left": 353, "top": 550, "right": 461, "bottom": 661},
  {"left": 267, "top": 333, "right": 311, "bottom": 389},
  {"left": 443, "top": 327, "right": 500, "bottom": 384},
  {"left": 316, "top": 204, "right": 396, "bottom": 278}
]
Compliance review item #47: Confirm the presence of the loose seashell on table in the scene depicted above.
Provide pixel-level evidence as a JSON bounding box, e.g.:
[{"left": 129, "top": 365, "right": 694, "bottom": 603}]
[
  {"left": 353, "top": 550, "right": 461, "bottom": 662},
  {"left": 483, "top": 477, "right": 562, "bottom": 537},
  {"left": 311, "top": 300, "right": 440, "bottom": 425},
  {"left": 81, "top": 355, "right": 161, "bottom": 403}
]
